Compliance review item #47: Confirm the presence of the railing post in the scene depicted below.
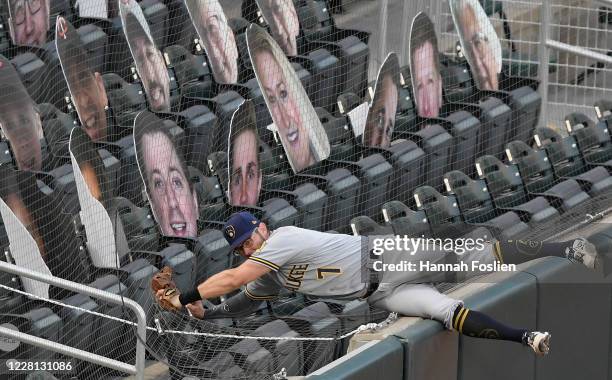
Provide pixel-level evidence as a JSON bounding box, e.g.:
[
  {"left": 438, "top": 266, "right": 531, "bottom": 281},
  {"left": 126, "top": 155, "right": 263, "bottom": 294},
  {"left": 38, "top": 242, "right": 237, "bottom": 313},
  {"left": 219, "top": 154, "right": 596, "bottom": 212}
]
[
  {"left": 538, "top": 0, "right": 551, "bottom": 128},
  {"left": 0, "top": 260, "right": 146, "bottom": 380}
]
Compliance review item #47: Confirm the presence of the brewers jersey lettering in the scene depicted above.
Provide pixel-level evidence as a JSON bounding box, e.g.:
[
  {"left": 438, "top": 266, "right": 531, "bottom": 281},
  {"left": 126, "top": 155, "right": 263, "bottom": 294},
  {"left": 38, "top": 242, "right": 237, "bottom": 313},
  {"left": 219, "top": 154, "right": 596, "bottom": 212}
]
[{"left": 245, "top": 226, "right": 367, "bottom": 300}]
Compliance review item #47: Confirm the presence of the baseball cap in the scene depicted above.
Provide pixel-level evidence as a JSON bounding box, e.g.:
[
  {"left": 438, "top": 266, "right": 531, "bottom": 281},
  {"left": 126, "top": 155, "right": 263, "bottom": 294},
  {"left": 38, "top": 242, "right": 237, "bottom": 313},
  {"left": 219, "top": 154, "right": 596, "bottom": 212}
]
[{"left": 223, "top": 211, "right": 260, "bottom": 249}]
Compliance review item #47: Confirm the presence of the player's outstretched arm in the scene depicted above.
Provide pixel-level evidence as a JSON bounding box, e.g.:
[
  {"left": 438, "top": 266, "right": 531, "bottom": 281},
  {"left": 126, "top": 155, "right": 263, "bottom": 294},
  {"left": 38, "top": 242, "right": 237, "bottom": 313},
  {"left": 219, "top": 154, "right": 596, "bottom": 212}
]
[
  {"left": 156, "top": 261, "right": 271, "bottom": 311},
  {"left": 186, "top": 291, "right": 269, "bottom": 319},
  {"left": 196, "top": 260, "right": 271, "bottom": 300}
]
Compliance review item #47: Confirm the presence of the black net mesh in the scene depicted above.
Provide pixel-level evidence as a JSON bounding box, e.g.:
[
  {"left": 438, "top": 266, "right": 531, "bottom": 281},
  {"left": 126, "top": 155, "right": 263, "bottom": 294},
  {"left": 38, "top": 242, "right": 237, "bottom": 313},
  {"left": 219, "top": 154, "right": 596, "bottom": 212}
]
[{"left": 0, "top": 0, "right": 610, "bottom": 378}]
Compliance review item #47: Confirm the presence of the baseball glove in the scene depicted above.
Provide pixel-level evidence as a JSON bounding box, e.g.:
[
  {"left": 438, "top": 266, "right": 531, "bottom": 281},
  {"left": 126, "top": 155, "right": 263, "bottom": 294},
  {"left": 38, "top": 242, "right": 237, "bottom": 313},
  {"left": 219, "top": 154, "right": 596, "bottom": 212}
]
[
  {"left": 151, "top": 266, "right": 176, "bottom": 292},
  {"left": 152, "top": 266, "right": 181, "bottom": 311},
  {"left": 158, "top": 287, "right": 181, "bottom": 312}
]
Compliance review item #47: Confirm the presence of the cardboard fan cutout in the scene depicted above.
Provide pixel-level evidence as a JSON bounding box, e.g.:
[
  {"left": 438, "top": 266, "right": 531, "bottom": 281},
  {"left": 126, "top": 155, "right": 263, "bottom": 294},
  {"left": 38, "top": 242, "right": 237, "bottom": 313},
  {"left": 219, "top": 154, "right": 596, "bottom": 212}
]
[
  {"left": 120, "top": 0, "right": 171, "bottom": 112},
  {"left": 69, "top": 127, "right": 130, "bottom": 268},
  {"left": 7, "top": 0, "right": 50, "bottom": 47},
  {"left": 226, "top": 100, "right": 262, "bottom": 207},
  {"left": 255, "top": 0, "right": 300, "bottom": 57},
  {"left": 363, "top": 52, "right": 400, "bottom": 149},
  {"left": 185, "top": 0, "right": 239, "bottom": 85},
  {"left": 134, "top": 111, "right": 199, "bottom": 238},
  {"left": 409, "top": 12, "right": 444, "bottom": 119},
  {"left": 0, "top": 54, "right": 44, "bottom": 171},
  {"left": 56, "top": 16, "right": 109, "bottom": 142},
  {"left": 0, "top": 166, "right": 52, "bottom": 298},
  {"left": 247, "top": 24, "right": 330, "bottom": 173},
  {"left": 449, "top": 0, "right": 502, "bottom": 91}
]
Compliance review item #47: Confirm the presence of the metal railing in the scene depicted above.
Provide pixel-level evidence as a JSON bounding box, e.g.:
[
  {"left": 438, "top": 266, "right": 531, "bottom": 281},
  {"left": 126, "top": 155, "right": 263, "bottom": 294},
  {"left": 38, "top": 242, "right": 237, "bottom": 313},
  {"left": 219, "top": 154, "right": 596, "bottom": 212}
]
[
  {"left": 0, "top": 260, "right": 146, "bottom": 380},
  {"left": 538, "top": 0, "right": 612, "bottom": 127}
]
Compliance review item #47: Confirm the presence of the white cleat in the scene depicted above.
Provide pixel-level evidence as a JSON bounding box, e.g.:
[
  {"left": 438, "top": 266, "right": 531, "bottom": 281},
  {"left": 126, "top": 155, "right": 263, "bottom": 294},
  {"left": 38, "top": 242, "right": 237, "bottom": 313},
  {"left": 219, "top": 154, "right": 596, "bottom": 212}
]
[
  {"left": 524, "top": 331, "right": 551, "bottom": 356},
  {"left": 565, "top": 237, "right": 600, "bottom": 273}
]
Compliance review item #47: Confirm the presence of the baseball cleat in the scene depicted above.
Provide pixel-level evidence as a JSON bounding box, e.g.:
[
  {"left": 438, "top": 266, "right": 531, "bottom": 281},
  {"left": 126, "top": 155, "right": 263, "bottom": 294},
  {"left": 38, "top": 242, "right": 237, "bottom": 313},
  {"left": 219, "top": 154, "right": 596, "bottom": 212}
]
[
  {"left": 565, "top": 237, "right": 601, "bottom": 273},
  {"left": 523, "top": 331, "right": 551, "bottom": 356}
]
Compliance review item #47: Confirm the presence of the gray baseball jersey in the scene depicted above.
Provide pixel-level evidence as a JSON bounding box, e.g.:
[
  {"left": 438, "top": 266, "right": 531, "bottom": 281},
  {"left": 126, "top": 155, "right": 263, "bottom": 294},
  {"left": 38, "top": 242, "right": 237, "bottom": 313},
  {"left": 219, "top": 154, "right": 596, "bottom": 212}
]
[{"left": 245, "top": 226, "right": 367, "bottom": 300}]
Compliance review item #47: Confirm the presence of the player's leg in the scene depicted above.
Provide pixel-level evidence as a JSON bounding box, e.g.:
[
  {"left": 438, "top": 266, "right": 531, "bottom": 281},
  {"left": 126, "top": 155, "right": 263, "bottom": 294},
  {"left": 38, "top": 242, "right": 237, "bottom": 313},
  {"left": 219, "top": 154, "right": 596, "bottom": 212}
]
[
  {"left": 451, "top": 305, "right": 550, "bottom": 355},
  {"left": 494, "top": 238, "right": 606, "bottom": 275},
  {"left": 368, "top": 283, "right": 550, "bottom": 355}
]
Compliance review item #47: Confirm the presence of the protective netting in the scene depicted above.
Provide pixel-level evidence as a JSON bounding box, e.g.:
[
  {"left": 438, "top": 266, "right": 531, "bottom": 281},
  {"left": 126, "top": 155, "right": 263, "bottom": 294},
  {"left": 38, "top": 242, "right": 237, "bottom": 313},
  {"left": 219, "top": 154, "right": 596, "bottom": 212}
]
[{"left": 0, "top": 0, "right": 611, "bottom": 379}]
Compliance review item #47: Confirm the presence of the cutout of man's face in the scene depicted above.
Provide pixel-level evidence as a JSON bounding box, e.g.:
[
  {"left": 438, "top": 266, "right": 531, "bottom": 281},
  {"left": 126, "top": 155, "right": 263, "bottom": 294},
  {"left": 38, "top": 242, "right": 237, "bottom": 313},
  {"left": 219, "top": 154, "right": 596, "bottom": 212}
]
[
  {"left": 260, "top": 0, "right": 299, "bottom": 56},
  {"left": 9, "top": 0, "right": 50, "bottom": 47},
  {"left": 0, "top": 103, "right": 43, "bottom": 171},
  {"left": 412, "top": 41, "right": 443, "bottom": 118},
  {"left": 141, "top": 131, "right": 198, "bottom": 238},
  {"left": 254, "top": 48, "right": 313, "bottom": 171},
  {"left": 455, "top": 2, "right": 499, "bottom": 91},
  {"left": 364, "top": 74, "right": 397, "bottom": 148},
  {"left": 132, "top": 35, "right": 170, "bottom": 112},
  {"left": 71, "top": 72, "right": 109, "bottom": 141},
  {"left": 189, "top": 0, "right": 239, "bottom": 84},
  {"left": 230, "top": 128, "right": 262, "bottom": 206},
  {"left": 56, "top": 16, "right": 109, "bottom": 141}
]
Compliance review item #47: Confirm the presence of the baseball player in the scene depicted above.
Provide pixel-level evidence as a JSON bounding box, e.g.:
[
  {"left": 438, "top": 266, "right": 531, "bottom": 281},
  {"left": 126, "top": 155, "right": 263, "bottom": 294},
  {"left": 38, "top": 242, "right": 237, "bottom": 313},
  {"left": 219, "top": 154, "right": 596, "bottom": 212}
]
[{"left": 154, "top": 211, "right": 607, "bottom": 355}]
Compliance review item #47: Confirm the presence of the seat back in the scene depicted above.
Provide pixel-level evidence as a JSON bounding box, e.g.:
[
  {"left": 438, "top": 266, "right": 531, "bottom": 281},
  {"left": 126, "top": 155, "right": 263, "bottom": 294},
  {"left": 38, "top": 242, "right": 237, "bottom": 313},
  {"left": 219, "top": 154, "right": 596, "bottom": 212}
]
[
  {"left": 506, "top": 140, "right": 556, "bottom": 193},
  {"left": 534, "top": 127, "right": 587, "bottom": 178},
  {"left": 475, "top": 155, "right": 528, "bottom": 208},
  {"left": 444, "top": 170, "right": 497, "bottom": 223},
  {"left": 381, "top": 200, "right": 430, "bottom": 237},
  {"left": 566, "top": 112, "right": 612, "bottom": 164}
]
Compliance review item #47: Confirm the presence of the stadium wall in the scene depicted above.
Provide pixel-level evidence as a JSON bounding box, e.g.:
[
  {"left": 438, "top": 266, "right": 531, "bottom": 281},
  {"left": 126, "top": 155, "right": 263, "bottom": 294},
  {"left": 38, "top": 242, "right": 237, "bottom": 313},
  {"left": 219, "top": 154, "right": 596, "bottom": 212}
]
[{"left": 308, "top": 255, "right": 612, "bottom": 380}]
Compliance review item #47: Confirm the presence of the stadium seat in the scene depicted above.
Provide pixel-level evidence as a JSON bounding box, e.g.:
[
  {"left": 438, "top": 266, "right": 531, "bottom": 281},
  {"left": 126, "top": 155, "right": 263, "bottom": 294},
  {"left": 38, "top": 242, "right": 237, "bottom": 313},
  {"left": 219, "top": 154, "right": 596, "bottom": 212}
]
[
  {"left": 76, "top": 23, "right": 108, "bottom": 75},
  {"left": 109, "top": 196, "right": 159, "bottom": 252},
  {"left": 290, "top": 301, "right": 342, "bottom": 372},
  {"left": 324, "top": 104, "right": 427, "bottom": 206},
  {"left": 0, "top": 308, "right": 63, "bottom": 361},
  {"left": 413, "top": 185, "right": 474, "bottom": 239},
  {"left": 86, "top": 274, "right": 135, "bottom": 365},
  {"left": 350, "top": 215, "right": 394, "bottom": 236},
  {"left": 314, "top": 108, "right": 395, "bottom": 218},
  {"left": 178, "top": 104, "right": 218, "bottom": 174},
  {"left": 164, "top": 44, "right": 215, "bottom": 100},
  {"left": 254, "top": 319, "right": 304, "bottom": 376},
  {"left": 297, "top": 164, "right": 360, "bottom": 233},
  {"left": 102, "top": 73, "right": 147, "bottom": 130},
  {"left": 59, "top": 293, "right": 100, "bottom": 374},
  {"left": 38, "top": 103, "right": 76, "bottom": 165},
  {"left": 194, "top": 227, "right": 233, "bottom": 282},
  {"left": 396, "top": 123, "right": 454, "bottom": 187},
  {"left": 565, "top": 112, "right": 612, "bottom": 168},
  {"left": 505, "top": 140, "right": 591, "bottom": 210},
  {"left": 443, "top": 170, "right": 530, "bottom": 239},
  {"left": 441, "top": 57, "right": 539, "bottom": 150},
  {"left": 140, "top": 0, "right": 169, "bottom": 49},
  {"left": 534, "top": 127, "right": 612, "bottom": 195},
  {"left": 296, "top": 0, "right": 370, "bottom": 97},
  {"left": 10, "top": 52, "right": 48, "bottom": 105},
  {"left": 381, "top": 200, "right": 430, "bottom": 237},
  {"left": 474, "top": 155, "right": 560, "bottom": 223},
  {"left": 397, "top": 68, "right": 482, "bottom": 176},
  {"left": 163, "top": 0, "right": 197, "bottom": 48},
  {"left": 227, "top": 339, "right": 276, "bottom": 375}
]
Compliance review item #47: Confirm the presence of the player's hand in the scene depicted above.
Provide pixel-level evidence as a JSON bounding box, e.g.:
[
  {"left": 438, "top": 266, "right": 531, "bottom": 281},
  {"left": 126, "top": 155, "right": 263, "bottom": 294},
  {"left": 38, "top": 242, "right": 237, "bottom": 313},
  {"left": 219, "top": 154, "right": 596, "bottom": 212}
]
[
  {"left": 186, "top": 300, "right": 205, "bottom": 319},
  {"left": 155, "top": 288, "right": 182, "bottom": 311}
]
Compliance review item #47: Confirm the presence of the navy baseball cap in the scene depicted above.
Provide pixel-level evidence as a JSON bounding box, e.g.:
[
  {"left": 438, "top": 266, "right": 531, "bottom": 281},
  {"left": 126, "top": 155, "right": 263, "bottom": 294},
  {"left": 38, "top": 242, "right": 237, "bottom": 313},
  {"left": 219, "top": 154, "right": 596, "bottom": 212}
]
[{"left": 223, "top": 211, "right": 260, "bottom": 249}]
